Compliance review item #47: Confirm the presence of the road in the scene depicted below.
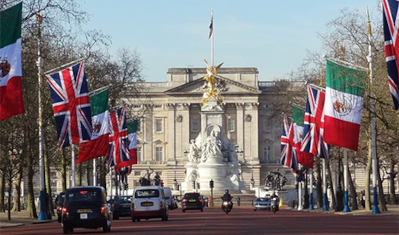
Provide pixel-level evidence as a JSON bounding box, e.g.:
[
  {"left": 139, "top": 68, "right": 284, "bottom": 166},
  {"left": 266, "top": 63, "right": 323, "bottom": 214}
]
[{"left": 1, "top": 207, "right": 398, "bottom": 235}]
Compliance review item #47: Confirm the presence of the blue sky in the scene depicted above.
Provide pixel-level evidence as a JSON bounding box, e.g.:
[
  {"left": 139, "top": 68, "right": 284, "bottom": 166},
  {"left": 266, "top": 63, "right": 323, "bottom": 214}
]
[{"left": 80, "top": 0, "right": 380, "bottom": 82}]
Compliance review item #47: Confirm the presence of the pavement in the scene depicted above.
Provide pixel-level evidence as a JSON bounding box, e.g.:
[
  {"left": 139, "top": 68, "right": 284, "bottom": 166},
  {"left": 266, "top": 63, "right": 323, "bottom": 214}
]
[{"left": 0, "top": 205, "right": 398, "bottom": 229}]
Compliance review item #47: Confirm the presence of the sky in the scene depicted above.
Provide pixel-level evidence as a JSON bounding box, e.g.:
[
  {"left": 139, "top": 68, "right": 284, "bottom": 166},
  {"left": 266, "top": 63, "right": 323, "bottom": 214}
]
[{"left": 79, "top": 0, "right": 381, "bottom": 82}]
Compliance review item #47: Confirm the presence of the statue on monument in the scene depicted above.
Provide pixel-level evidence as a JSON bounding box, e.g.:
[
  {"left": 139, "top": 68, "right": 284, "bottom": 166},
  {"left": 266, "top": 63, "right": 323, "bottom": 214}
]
[
  {"left": 187, "top": 139, "right": 200, "bottom": 163},
  {"left": 201, "top": 129, "right": 223, "bottom": 163},
  {"left": 202, "top": 60, "right": 224, "bottom": 105}
]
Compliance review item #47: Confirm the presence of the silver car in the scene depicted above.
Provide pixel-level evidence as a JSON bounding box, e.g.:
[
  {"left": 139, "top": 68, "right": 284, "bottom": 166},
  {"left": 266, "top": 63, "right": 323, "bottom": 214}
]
[{"left": 253, "top": 197, "right": 271, "bottom": 211}]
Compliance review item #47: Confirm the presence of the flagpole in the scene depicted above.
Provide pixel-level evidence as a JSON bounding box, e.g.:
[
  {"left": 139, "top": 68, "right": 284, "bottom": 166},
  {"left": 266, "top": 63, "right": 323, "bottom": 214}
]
[
  {"left": 43, "top": 57, "right": 86, "bottom": 75},
  {"left": 297, "top": 164, "right": 303, "bottom": 210},
  {"left": 309, "top": 168, "right": 314, "bottom": 210},
  {"left": 322, "top": 158, "right": 329, "bottom": 211},
  {"left": 36, "top": 14, "right": 48, "bottom": 221},
  {"left": 210, "top": 9, "right": 214, "bottom": 67},
  {"left": 343, "top": 148, "right": 351, "bottom": 212},
  {"left": 367, "top": 7, "right": 381, "bottom": 214},
  {"left": 89, "top": 85, "right": 111, "bottom": 96},
  {"left": 93, "top": 159, "right": 97, "bottom": 186},
  {"left": 71, "top": 145, "right": 76, "bottom": 187}
]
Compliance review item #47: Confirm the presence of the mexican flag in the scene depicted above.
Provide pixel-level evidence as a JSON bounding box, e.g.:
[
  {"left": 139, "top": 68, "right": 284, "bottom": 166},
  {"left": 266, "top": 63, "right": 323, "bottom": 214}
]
[
  {"left": 127, "top": 119, "right": 138, "bottom": 165},
  {"left": 324, "top": 60, "right": 366, "bottom": 151},
  {"left": 0, "top": 3, "right": 25, "bottom": 121},
  {"left": 292, "top": 105, "right": 314, "bottom": 168},
  {"left": 77, "top": 88, "right": 109, "bottom": 163}
]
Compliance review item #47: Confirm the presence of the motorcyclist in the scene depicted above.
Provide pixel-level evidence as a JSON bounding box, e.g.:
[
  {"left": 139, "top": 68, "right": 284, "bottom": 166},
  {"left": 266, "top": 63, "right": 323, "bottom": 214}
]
[{"left": 222, "top": 189, "right": 233, "bottom": 209}]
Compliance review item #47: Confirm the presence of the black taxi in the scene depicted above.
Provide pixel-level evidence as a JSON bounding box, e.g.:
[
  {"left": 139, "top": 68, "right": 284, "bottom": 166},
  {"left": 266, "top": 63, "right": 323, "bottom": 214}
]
[{"left": 61, "top": 186, "right": 111, "bottom": 234}]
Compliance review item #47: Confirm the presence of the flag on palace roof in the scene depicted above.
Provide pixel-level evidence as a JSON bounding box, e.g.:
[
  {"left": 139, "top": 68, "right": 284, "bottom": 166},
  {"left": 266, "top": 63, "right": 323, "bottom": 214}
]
[
  {"left": 0, "top": 3, "right": 25, "bottom": 121},
  {"left": 208, "top": 10, "right": 213, "bottom": 39}
]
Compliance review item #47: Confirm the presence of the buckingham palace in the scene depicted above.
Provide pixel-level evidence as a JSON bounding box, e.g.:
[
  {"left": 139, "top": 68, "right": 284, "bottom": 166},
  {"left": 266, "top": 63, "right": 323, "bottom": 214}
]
[{"left": 120, "top": 66, "right": 296, "bottom": 194}]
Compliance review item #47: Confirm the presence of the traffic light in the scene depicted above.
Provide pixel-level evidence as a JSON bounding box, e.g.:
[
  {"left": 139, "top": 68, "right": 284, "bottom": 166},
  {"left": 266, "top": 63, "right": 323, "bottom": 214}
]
[
  {"left": 197, "top": 182, "right": 200, "bottom": 189},
  {"left": 125, "top": 183, "right": 129, "bottom": 190},
  {"left": 160, "top": 180, "right": 164, "bottom": 187},
  {"left": 209, "top": 179, "right": 214, "bottom": 189},
  {"left": 192, "top": 181, "right": 196, "bottom": 189}
]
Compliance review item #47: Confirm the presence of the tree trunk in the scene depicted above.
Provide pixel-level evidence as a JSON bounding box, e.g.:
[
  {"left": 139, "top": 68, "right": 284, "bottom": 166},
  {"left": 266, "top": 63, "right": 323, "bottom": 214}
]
[
  {"left": 44, "top": 140, "right": 54, "bottom": 216},
  {"left": 376, "top": 158, "right": 387, "bottom": 211},
  {"left": 62, "top": 149, "right": 67, "bottom": 191},
  {"left": 27, "top": 149, "right": 37, "bottom": 218},
  {"left": 315, "top": 158, "right": 323, "bottom": 208},
  {"left": 12, "top": 168, "right": 22, "bottom": 211},
  {"left": 0, "top": 171, "right": 5, "bottom": 212},
  {"left": 365, "top": 139, "right": 372, "bottom": 211},
  {"left": 347, "top": 165, "right": 358, "bottom": 210},
  {"left": 86, "top": 161, "right": 92, "bottom": 186},
  {"left": 326, "top": 160, "right": 336, "bottom": 209},
  {"left": 388, "top": 159, "right": 396, "bottom": 205},
  {"left": 7, "top": 171, "right": 12, "bottom": 220},
  {"left": 78, "top": 163, "right": 83, "bottom": 186}
]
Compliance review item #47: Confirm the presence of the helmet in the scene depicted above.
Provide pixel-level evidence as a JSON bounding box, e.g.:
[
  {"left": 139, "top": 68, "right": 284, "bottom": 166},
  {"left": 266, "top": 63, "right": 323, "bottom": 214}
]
[{"left": 225, "top": 189, "right": 229, "bottom": 194}]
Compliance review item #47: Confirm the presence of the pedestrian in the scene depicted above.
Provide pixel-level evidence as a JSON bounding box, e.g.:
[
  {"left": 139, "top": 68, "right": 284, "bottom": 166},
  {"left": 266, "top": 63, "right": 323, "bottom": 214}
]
[{"left": 237, "top": 196, "right": 241, "bottom": 206}]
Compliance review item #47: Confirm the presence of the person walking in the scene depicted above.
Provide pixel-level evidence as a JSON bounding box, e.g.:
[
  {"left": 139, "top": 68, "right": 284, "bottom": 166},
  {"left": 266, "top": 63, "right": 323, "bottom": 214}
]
[{"left": 237, "top": 196, "right": 241, "bottom": 206}]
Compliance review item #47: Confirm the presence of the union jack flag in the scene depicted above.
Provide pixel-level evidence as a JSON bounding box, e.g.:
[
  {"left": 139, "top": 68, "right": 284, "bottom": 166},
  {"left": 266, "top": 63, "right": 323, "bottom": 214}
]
[
  {"left": 301, "top": 85, "right": 329, "bottom": 159},
  {"left": 46, "top": 62, "right": 92, "bottom": 148},
  {"left": 280, "top": 115, "right": 298, "bottom": 171},
  {"left": 382, "top": 0, "right": 399, "bottom": 110},
  {"left": 107, "top": 107, "right": 132, "bottom": 169}
]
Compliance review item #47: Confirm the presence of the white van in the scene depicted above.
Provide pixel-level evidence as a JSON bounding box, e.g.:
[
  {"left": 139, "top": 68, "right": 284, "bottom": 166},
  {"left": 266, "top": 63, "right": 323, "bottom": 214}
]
[
  {"left": 131, "top": 186, "right": 168, "bottom": 222},
  {"left": 163, "top": 187, "right": 173, "bottom": 209}
]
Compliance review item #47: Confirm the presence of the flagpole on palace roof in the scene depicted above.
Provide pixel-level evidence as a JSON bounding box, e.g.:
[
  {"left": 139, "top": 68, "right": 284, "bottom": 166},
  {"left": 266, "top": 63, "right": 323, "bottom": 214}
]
[
  {"left": 367, "top": 7, "right": 381, "bottom": 214},
  {"left": 210, "top": 9, "right": 214, "bottom": 67},
  {"left": 36, "top": 13, "right": 48, "bottom": 221}
]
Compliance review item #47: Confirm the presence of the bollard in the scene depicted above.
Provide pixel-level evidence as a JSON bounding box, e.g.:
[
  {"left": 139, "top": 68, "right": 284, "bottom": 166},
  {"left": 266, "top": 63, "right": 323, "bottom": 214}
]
[
  {"left": 279, "top": 197, "right": 283, "bottom": 207},
  {"left": 209, "top": 197, "right": 214, "bottom": 208}
]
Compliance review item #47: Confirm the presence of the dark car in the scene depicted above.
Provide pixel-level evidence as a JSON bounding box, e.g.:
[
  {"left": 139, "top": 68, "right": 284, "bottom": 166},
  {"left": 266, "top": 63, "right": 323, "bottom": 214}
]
[
  {"left": 112, "top": 195, "right": 133, "bottom": 220},
  {"left": 181, "top": 192, "right": 203, "bottom": 212},
  {"left": 55, "top": 191, "right": 66, "bottom": 222},
  {"left": 61, "top": 186, "right": 111, "bottom": 234}
]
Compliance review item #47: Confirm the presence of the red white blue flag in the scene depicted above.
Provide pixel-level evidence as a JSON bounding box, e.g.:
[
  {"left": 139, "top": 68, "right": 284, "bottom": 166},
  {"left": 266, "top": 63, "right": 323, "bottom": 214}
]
[
  {"left": 46, "top": 62, "right": 92, "bottom": 148},
  {"left": 208, "top": 10, "right": 213, "bottom": 39},
  {"left": 382, "top": 0, "right": 399, "bottom": 110},
  {"left": 301, "top": 85, "right": 329, "bottom": 159},
  {"left": 280, "top": 115, "right": 298, "bottom": 171},
  {"left": 107, "top": 107, "right": 132, "bottom": 169}
]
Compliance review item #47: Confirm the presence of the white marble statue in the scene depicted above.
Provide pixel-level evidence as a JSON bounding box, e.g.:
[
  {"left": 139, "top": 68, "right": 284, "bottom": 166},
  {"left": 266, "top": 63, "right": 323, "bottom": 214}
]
[
  {"left": 201, "top": 129, "right": 223, "bottom": 163},
  {"left": 187, "top": 139, "right": 200, "bottom": 163}
]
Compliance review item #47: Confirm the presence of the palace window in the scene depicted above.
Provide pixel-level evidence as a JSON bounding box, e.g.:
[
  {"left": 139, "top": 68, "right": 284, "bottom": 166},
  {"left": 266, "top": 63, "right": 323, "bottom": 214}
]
[
  {"left": 228, "top": 118, "right": 235, "bottom": 131},
  {"left": 262, "top": 146, "right": 271, "bottom": 162},
  {"left": 137, "top": 147, "right": 142, "bottom": 162},
  {"left": 155, "top": 147, "right": 163, "bottom": 161},
  {"left": 192, "top": 118, "right": 199, "bottom": 132},
  {"left": 262, "top": 120, "right": 271, "bottom": 132},
  {"left": 155, "top": 119, "right": 162, "bottom": 132}
]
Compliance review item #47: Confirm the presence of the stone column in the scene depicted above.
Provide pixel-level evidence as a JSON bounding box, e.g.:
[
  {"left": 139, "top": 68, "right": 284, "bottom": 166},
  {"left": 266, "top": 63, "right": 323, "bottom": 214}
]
[
  {"left": 249, "top": 103, "right": 259, "bottom": 165},
  {"left": 235, "top": 102, "right": 245, "bottom": 162},
  {"left": 166, "top": 103, "right": 176, "bottom": 165}
]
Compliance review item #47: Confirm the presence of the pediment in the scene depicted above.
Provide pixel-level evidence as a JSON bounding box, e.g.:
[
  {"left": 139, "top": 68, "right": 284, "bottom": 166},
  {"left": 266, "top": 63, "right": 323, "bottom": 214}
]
[{"left": 165, "top": 76, "right": 262, "bottom": 94}]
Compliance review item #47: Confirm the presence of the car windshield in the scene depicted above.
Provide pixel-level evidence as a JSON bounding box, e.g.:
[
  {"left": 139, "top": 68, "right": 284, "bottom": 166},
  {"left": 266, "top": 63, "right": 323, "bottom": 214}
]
[
  {"left": 117, "top": 196, "right": 133, "bottom": 203},
  {"left": 135, "top": 189, "right": 159, "bottom": 198},
  {"left": 256, "top": 198, "right": 270, "bottom": 202},
  {"left": 65, "top": 190, "right": 101, "bottom": 203},
  {"left": 184, "top": 193, "right": 200, "bottom": 199}
]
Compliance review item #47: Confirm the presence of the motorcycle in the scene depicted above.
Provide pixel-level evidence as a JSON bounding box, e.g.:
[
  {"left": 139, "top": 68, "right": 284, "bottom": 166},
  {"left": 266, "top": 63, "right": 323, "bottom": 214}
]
[
  {"left": 221, "top": 197, "right": 233, "bottom": 214},
  {"left": 271, "top": 196, "right": 279, "bottom": 213}
]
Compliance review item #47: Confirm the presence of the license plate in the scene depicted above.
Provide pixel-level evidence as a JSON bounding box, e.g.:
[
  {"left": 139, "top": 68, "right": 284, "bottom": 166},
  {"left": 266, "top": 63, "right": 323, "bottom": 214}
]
[
  {"left": 141, "top": 202, "right": 153, "bottom": 207},
  {"left": 189, "top": 199, "right": 196, "bottom": 202},
  {"left": 124, "top": 205, "right": 130, "bottom": 208},
  {"left": 80, "top": 213, "right": 88, "bottom": 219},
  {"left": 77, "top": 209, "right": 92, "bottom": 213}
]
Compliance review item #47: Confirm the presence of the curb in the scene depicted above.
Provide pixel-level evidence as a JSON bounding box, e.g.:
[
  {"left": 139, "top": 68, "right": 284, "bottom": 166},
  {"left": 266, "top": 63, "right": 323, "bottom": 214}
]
[{"left": 0, "top": 223, "right": 25, "bottom": 229}]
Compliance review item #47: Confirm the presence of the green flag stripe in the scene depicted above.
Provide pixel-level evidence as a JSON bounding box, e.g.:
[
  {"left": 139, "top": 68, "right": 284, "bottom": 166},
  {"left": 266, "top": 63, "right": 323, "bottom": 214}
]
[
  {"left": 291, "top": 105, "right": 305, "bottom": 126},
  {"left": 326, "top": 60, "right": 366, "bottom": 96},
  {"left": 90, "top": 89, "right": 109, "bottom": 116},
  {"left": 127, "top": 120, "right": 138, "bottom": 133},
  {"left": 0, "top": 3, "right": 22, "bottom": 48}
]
